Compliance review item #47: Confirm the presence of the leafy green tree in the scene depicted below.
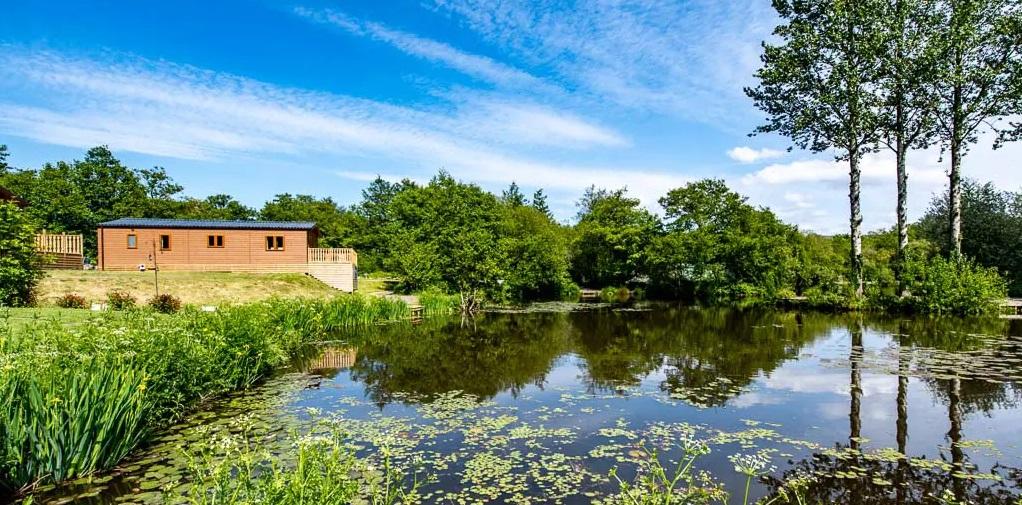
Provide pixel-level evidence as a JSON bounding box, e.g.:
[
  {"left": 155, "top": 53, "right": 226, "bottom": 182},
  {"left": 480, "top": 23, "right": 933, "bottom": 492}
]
[
  {"left": 498, "top": 204, "right": 572, "bottom": 301},
  {"left": 917, "top": 180, "right": 1022, "bottom": 295},
  {"left": 531, "top": 188, "right": 551, "bottom": 217},
  {"left": 353, "top": 177, "right": 413, "bottom": 272},
  {"left": 138, "top": 167, "right": 185, "bottom": 218},
  {"left": 647, "top": 179, "right": 799, "bottom": 301},
  {"left": 180, "top": 194, "right": 257, "bottom": 221},
  {"left": 878, "top": 0, "right": 940, "bottom": 282},
  {"left": 932, "top": 0, "right": 1022, "bottom": 255},
  {"left": 388, "top": 172, "right": 506, "bottom": 310},
  {"left": 747, "top": 0, "right": 888, "bottom": 296},
  {"left": 571, "top": 187, "right": 658, "bottom": 287},
  {"left": 0, "top": 202, "right": 44, "bottom": 306},
  {"left": 260, "top": 194, "right": 359, "bottom": 247},
  {"left": 501, "top": 182, "right": 526, "bottom": 207},
  {"left": 0, "top": 144, "right": 9, "bottom": 174}
]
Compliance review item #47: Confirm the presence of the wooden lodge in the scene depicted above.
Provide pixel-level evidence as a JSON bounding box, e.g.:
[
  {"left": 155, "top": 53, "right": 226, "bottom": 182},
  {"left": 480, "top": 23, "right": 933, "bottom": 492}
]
[
  {"left": 96, "top": 218, "right": 358, "bottom": 292},
  {"left": 0, "top": 185, "right": 28, "bottom": 208}
]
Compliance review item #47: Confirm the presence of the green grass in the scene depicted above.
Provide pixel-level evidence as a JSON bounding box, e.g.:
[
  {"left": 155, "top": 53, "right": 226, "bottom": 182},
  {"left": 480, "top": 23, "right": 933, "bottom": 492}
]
[
  {"left": 35, "top": 270, "right": 342, "bottom": 307},
  {"left": 0, "top": 295, "right": 416, "bottom": 495}
]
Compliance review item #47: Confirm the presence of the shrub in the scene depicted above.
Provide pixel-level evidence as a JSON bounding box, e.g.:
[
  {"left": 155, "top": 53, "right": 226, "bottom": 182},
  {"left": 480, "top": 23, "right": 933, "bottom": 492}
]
[
  {"left": 55, "top": 293, "right": 88, "bottom": 309},
  {"left": 148, "top": 294, "right": 182, "bottom": 314},
  {"left": 106, "top": 290, "right": 136, "bottom": 310},
  {"left": 599, "top": 286, "right": 631, "bottom": 304},
  {"left": 418, "top": 287, "right": 460, "bottom": 316},
  {"left": 599, "top": 286, "right": 618, "bottom": 303},
  {"left": 0, "top": 202, "right": 44, "bottom": 307},
  {"left": 560, "top": 282, "right": 581, "bottom": 302},
  {"left": 902, "top": 255, "right": 1007, "bottom": 315}
]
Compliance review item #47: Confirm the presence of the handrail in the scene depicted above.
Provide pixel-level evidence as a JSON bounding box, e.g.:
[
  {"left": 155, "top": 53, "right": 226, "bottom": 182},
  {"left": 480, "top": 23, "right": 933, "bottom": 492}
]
[
  {"left": 308, "top": 247, "right": 357, "bottom": 265},
  {"left": 35, "top": 232, "right": 83, "bottom": 255}
]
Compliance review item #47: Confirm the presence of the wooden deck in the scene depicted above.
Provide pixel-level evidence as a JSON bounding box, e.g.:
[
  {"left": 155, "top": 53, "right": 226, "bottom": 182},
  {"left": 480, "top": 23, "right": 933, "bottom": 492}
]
[
  {"left": 307, "top": 248, "right": 358, "bottom": 292},
  {"left": 35, "top": 232, "right": 84, "bottom": 270},
  {"left": 1001, "top": 298, "right": 1022, "bottom": 316}
]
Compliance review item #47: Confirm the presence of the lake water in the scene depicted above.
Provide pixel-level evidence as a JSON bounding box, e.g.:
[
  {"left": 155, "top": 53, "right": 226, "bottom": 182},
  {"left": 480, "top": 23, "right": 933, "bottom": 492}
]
[{"left": 27, "top": 305, "right": 1022, "bottom": 504}]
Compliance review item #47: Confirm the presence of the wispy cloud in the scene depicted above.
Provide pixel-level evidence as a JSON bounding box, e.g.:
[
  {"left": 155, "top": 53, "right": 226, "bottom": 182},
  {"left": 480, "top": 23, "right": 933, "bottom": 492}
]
[
  {"left": 0, "top": 48, "right": 670, "bottom": 210},
  {"left": 429, "top": 0, "right": 776, "bottom": 128},
  {"left": 727, "top": 146, "right": 784, "bottom": 164},
  {"left": 294, "top": 7, "right": 544, "bottom": 89}
]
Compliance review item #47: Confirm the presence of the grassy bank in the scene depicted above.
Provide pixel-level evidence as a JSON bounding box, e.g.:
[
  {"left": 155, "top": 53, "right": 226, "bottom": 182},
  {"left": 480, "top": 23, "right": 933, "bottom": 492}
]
[
  {"left": 35, "top": 270, "right": 342, "bottom": 307},
  {"left": 0, "top": 295, "right": 443, "bottom": 496}
]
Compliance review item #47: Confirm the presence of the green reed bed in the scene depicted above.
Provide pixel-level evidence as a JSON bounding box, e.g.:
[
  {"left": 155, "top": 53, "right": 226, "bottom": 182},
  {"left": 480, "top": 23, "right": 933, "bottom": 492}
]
[
  {"left": 417, "top": 288, "right": 460, "bottom": 317},
  {"left": 0, "top": 294, "right": 412, "bottom": 495}
]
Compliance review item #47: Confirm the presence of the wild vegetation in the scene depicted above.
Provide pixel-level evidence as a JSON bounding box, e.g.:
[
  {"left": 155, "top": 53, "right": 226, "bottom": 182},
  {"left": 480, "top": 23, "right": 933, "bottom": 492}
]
[
  {"left": 0, "top": 201, "right": 43, "bottom": 307},
  {"left": 0, "top": 295, "right": 440, "bottom": 494}
]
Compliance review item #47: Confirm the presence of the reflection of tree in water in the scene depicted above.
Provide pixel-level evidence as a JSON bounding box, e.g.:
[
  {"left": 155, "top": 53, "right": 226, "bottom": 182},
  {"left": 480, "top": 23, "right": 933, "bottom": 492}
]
[
  {"left": 346, "top": 313, "right": 575, "bottom": 405},
  {"left": 764, "top": 320, "right": 1022, "bottom": 504},
  {"left": 573, "top": 308, "right": 835, "bottom": 403}
]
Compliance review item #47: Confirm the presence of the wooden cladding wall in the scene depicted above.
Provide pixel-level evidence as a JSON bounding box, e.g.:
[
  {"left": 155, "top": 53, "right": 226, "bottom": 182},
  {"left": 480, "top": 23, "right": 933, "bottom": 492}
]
[{"left": 98, "top": 227, "right": 312, "bottom": 271}]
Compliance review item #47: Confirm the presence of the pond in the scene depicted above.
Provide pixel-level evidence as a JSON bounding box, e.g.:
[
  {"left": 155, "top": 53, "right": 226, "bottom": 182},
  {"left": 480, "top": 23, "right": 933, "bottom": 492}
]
[{"left": 26, "top": 305, "right": 1022, "bottom": 504}]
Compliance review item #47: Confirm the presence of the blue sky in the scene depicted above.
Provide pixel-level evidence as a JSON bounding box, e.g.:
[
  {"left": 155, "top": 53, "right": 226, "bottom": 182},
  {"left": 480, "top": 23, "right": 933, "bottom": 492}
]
[{"left": 2, "top": 0, "right": 1020, "bottom": 233}]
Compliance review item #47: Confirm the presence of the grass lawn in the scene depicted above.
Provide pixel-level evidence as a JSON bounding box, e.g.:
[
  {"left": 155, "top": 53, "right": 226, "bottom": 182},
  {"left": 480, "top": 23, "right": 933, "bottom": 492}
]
[
  {"left": 2, "top": 306, "right": 105, "bottom": 331},
  {"left": 35, "top": 270, "right": 343, "bottom": 307}
]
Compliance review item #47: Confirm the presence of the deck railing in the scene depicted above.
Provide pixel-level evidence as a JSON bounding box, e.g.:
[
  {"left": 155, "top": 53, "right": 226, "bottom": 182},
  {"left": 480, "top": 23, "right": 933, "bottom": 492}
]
[
  {"left": 308, "top": 247, "right": 357, "bottom": 265},
  {"left": 36, "top": 232, "right": 83, "bottom": 255}
]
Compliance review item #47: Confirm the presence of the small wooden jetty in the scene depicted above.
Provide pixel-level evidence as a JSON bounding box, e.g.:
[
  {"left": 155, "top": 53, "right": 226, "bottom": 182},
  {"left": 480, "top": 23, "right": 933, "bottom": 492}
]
[
  {"left": 579, "top": 289, "right": 601, "bottom": 302},
  {"left": 409, "top": 305, "right": 424, "bottom": 322},
  {"left": 1001, "top": 298, "right": 1022, "bottom": 317}
]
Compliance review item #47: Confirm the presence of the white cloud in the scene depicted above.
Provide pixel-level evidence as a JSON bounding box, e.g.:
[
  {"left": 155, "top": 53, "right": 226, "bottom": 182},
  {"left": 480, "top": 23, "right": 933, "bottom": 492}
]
[
  {"left": 294, "top": 7, "right": 543, "bottom": 89},
  {"left": 727, "top": 146, "right": 784, "bottom": 163},
  {"left": 0, "top": 49, "right": 671, "bottom": 211},
  {"left": 429, "top": 0, "right": 777, "bottom": 128}
]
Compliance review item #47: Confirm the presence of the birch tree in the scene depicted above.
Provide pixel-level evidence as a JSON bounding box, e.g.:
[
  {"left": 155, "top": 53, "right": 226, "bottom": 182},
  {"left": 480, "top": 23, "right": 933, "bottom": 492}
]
[
  {"left": 932, "top": 0, "right": 1022, "bottom": 255},
  {"left": 877, "top": 0, "right": 940, "bottom": 288},
  {"left": 747, "top": 0, "right": 887, "bottom": 296}
]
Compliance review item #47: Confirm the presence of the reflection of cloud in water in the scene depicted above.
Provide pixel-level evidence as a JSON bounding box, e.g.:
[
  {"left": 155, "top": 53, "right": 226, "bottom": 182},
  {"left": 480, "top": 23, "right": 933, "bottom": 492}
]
[
  {"left": 730, "top": 391, "right": 785, "bottom": 408},
  {"left": 817, "top": 400, "right": 894, "bottom": 421},
  {"left": 762, "top": 367, "right": 897, "bottom": 397}
]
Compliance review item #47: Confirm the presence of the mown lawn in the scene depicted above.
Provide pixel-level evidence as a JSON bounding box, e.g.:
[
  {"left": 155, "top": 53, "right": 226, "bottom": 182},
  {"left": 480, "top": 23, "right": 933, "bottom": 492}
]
[{"left": 34, "top": 270, "right": 343, "bottom": 307}]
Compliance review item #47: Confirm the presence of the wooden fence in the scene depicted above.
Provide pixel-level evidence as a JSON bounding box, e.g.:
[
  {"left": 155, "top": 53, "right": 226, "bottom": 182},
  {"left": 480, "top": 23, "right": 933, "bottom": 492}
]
[
  {"left": 35, "top": 232, "right": 84, "bottom": 269},
  {"left": 308, "top": 248, "right": 357, "bottom": 265},
  {"left": 36, "top": 232, "right": 83, "bottom": 255}
]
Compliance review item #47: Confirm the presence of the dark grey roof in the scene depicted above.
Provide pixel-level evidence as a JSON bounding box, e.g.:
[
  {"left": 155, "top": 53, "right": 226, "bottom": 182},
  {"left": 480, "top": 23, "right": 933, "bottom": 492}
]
[{"left": 98, "top": 218, "right": 317, "bottom": 231}]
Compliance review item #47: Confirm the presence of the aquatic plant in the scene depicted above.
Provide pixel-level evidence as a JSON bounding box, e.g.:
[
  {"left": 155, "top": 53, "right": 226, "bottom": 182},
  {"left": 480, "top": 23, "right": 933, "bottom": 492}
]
[
  {"left": 0, "top": 294, "right": 416, "bottom": 493},
  {"left": 182, "top": 425, "right": 415, "bottom": 505},
  {"left": 417, "top": 288, "right": 460, "bottom": 316}
]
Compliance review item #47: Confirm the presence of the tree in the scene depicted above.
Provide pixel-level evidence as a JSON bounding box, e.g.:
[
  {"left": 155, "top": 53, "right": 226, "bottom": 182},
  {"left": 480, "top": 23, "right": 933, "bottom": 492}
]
[
  {"left": 388, "top": 172, "right": 506, "bottom": 310},
  {"left": 747, "top": 0, "right": 888, "bottom": 296},
  {"left": 498, "top": 204, "right": 572, "bottom": 301},
  {"left": 932, "top": 0, "right": 1022, "bottom": 255},
  {"left": 647, "top": 179, "right": 799, "bottom": 301},
  {"left": 0, "top": 201, "right": 44, "bottom": 306},
  {"left": 354, "top": 176, "right": 414, "bottom": 272},
  {"left": 878, "top": 0, "right": 940, "bottom": 284},
  {"left": 0, "top": 144, "right": 9, "bottom": 174},
  {"left": 138, "top": 167, "right": 185, "bottom": 218},
  {"left": 181, "top": 194, "right": 257, "bottom": 221},
  {"left": 571, "top": 187, "right": 658, "bottom": 287},
  {"left": 531, "top": 189, "right": 551, "bottom": 217},
  {"left": 501, "top": 182, "right": 527, "bottom": 207},
  {"left": 260, "top": 194, "right": 360, "bottom": 247},
  {"left": 917, "top": 179, "right": 1022, "bottom": 295}
]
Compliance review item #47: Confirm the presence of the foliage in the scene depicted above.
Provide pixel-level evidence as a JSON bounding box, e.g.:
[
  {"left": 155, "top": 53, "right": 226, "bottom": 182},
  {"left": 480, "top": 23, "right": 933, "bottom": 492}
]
[
  {"left": 417, "top": 287, "right": 460, "bottom": 317},
  {"left": 0, "top": 202, "right": 44, "bottom": 307},
  {"left": 260, "top": 193, "right": 360, "bottom": 248},
  {"left": 900, "top": 255, "right": 1007, "bottom": 315},
  {"left": 498, "top": 204, "right": 573, "bottom": 302},
  {"left": 571, "top": 187, "right": 658, "bottom": 287},
  {"left": 55, "top": 293, "right": 88, "bottom": 309},
  {"left": 148, "top": 294, "right": 183, "bottom": 314},
  {"left": 183, "top": 425, "right": 413, "bottom": 505},
  {"left": 179, "top": 194, "right": 256, "bottom": 221},
  {"left": 917, "top": 180, "right": 1022, "bottom": 296},
  {"left": 747, "top": 0, "right": 890, "bottom": 297},
  {"left": 106, "top": 290, "right": 136, "bottom": 310},
  {"left": 647, "top": 180, "right": 799, "bottom": 303},
  {"left": 0, "top": 294, "right": 418, "bottom": 491}
]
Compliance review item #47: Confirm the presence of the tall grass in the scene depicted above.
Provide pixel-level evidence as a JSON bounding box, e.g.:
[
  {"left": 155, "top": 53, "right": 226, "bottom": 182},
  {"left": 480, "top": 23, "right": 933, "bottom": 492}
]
[
  {"left": 0, "top": 294, "right": 413, "bottom": 494},
  {"left": 417, "top": 288, "right": 460, "bottom": 316}
]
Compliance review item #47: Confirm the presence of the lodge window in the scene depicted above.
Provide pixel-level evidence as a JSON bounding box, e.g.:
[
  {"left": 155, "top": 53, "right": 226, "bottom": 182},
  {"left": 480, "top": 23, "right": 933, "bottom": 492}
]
[
  {"left": 207, "top": 235, "right": 224, "bottom": 248},
  {"left": 159, "top": 234, "right": 171, "bottom": 251},
  {"left": 127, "top": 234, "right": 137, "bottom": 249},
  {"left": 266, "top": 235, "right": 285, "bottom": 251}
]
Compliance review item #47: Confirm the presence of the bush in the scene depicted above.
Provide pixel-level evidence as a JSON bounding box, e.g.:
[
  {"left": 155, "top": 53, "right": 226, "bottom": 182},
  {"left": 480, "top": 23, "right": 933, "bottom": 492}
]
[
  {"left": 560, "top": 282, "right": 581, "bottom": 302},
  {"left": 148, "top": 293, "right": 182, "bottom": 314},
  {"left": 106, "top": 290, "right": 136, "bottom": 310},
  {"left": 902, "top": 255, "right": 1007, "bottom": 315},
  {"left": 0, "top": 202, "right": 44, "bottom": 307},
  {"left": 55, "top": 293, "right": 88, "bottom": 309},
  {"left": 599, "top": 286, "right": 632, "bottom": 304}
]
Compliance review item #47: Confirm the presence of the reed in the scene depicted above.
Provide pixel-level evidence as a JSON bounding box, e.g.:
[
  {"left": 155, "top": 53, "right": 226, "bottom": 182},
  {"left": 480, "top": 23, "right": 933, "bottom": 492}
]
[
  {"left": 418, "top": 288, "right": 460, "bottom": 316},
  {"left": 0, "top": 294, "right": 414, "bottom": 494}
]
